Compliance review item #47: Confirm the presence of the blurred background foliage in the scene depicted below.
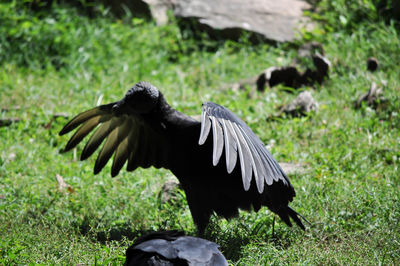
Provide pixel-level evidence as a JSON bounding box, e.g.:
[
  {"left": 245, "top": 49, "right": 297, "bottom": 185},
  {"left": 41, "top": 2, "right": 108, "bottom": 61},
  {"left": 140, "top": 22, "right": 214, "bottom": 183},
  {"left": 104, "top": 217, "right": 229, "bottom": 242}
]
[{"left": 1, "top": 0, "right": 399, "bottom": 70}]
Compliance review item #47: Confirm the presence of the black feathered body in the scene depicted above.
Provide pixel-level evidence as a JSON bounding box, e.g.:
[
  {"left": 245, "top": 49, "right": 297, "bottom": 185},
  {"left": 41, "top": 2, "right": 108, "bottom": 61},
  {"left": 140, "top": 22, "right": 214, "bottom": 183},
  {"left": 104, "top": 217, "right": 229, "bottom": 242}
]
[{"left": 125, "top": 231, "right": 228, "bottom": 266}]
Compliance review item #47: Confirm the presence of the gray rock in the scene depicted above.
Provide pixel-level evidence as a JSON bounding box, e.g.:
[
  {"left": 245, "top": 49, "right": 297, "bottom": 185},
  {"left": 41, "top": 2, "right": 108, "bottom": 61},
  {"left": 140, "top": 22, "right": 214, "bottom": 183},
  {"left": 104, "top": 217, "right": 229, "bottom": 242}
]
[
  {"left": 143, "top": 0, "right": 312, "bottom": 42},
  {"left": 280, "top": 91, "right": 318, "bottom": 117},
  {"left": 160, "top": 180, "right": 181, "bottom": 203},
  {"left": 143, "top": 0, "right": 174, "bottom": 25},
  {"left": 354, "top": 82, "right": 388, "bottom": 110}
]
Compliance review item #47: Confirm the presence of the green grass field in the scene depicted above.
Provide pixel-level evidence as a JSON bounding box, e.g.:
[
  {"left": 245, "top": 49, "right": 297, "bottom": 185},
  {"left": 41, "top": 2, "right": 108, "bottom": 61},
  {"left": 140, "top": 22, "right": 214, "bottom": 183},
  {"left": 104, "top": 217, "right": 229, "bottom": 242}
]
[{"left": 1, "top": 1, "right": 399, "bottom": 264}]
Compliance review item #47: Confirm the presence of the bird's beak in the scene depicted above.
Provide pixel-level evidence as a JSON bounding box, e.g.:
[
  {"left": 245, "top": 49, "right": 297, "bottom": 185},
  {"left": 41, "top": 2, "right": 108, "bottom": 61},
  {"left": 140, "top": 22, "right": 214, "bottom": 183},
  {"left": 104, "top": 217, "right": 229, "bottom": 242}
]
[{"left": 112, "top": 99, "right": 126, "bottom": 116}]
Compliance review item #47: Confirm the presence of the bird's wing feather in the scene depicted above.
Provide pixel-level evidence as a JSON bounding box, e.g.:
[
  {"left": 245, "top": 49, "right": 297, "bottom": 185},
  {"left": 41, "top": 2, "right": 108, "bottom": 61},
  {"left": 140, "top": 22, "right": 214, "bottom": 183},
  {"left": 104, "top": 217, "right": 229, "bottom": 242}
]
[
  {"left": 59, "top": 103, "right": 170, "bottom": 177},
  {"left": 199, "top": 102, "right": 291, "bottom": 193},
  {"left": 211, "top": 116, "right": 224, "bottom": 166},
  {"left": 220, "top": 119, "right": 237, "bottom": 173}
]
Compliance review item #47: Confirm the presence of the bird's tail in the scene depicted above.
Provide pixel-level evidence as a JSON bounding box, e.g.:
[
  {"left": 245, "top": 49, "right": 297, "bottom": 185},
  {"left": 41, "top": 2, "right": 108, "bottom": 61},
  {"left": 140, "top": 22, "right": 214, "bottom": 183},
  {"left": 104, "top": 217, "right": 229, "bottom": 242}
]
[{"left": 278, "top": 206, "right": 310, "bottom": 230}]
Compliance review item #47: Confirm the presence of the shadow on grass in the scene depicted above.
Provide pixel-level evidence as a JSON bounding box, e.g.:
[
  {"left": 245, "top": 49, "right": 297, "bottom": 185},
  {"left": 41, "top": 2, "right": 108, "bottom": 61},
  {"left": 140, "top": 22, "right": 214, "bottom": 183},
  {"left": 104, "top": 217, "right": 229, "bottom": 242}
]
[
  {"left": 204, "top": 228, "right": 252, "bottom": 261},
  {"left": 76, "top": 212, "right": 288, "bottom": 262},
  {"left": 76, "top": 215, "right": 149, "bottom": 243},
  {"left": 199, "top": 215, "right": 287, "bottom": 262}
]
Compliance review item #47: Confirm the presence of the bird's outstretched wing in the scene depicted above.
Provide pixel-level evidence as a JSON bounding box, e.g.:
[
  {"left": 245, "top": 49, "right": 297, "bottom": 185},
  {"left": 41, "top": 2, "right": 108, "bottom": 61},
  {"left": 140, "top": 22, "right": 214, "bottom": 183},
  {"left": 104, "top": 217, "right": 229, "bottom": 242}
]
[
  {"left": 59, "top": 103, "right": 170, "bottom": 177},
  {"left": 199, "top": 102, "right": 291, "bottom": 193}
]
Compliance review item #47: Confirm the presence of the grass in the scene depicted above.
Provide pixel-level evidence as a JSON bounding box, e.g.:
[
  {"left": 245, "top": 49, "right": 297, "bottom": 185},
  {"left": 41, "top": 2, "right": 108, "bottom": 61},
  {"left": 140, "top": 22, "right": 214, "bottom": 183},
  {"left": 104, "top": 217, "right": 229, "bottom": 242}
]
[{"left": 1, "top": 0, "right": 399, "bottom": 264}]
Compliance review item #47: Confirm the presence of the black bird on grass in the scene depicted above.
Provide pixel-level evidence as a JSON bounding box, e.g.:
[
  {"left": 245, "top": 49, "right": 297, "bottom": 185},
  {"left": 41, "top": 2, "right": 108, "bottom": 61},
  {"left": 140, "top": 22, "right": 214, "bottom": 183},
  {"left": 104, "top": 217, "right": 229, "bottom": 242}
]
[
  {"left": 59, "top": 81, "right": 306, "bottom": 233},
  {"left": 124, "top": 230, "right": 228, "bottom": 266}
]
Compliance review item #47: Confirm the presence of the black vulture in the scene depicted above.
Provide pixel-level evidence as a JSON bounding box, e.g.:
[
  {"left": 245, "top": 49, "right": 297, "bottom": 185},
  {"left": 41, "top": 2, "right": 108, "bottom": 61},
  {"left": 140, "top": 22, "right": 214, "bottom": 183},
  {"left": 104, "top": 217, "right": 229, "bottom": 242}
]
[
  {"left": 59, "top": 81, "right": 306, "bottom": 233},
  {"left": 124, "top": 230, "right": 228, "bottom": 266}
]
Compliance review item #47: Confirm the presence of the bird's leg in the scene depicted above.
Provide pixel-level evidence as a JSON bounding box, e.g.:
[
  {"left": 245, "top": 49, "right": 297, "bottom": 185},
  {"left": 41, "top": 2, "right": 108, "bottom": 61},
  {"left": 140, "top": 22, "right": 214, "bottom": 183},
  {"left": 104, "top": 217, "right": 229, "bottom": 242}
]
[{"left": 183, "top": 188, "right": 212, "bottom": 237}]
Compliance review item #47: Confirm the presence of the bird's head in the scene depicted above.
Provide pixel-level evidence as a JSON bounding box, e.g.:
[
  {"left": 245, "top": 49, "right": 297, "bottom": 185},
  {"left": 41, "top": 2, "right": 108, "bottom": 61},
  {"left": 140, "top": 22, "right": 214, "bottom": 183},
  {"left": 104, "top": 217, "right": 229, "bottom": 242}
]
[{"left": 112, "top": 81, "right": 160, "bottom": 115}]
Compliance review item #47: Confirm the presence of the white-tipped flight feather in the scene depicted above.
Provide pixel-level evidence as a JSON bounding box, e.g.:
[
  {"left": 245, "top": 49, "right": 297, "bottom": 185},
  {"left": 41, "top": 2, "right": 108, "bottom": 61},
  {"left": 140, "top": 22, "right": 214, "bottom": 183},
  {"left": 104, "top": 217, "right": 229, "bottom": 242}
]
[
  {"left": 211, "top": 116, "right": 224, "bottom": 166},
  {"left": 198, "top": 102, "right": 291, "bottom": 193}
]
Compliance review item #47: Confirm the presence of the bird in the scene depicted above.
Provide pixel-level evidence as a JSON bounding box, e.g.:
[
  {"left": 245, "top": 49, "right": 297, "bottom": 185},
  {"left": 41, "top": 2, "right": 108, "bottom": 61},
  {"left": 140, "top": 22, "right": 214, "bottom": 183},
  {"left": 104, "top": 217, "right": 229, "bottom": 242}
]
[
  {"left": 59, "top": 81, "right": 306, "bottom": 234},
  {"left": 124, "top": 230, "right": 228, "bottom": 266}
]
